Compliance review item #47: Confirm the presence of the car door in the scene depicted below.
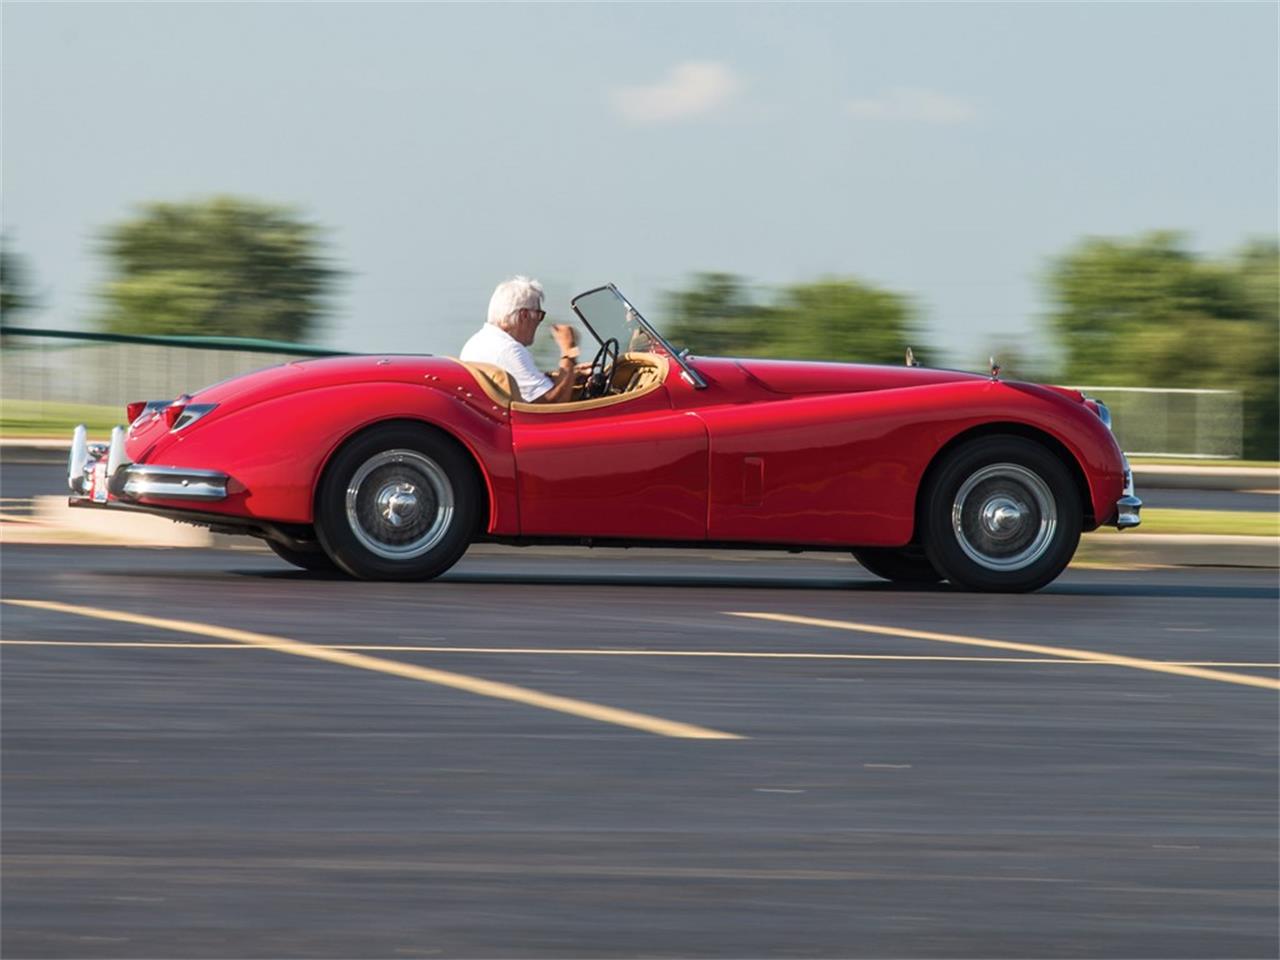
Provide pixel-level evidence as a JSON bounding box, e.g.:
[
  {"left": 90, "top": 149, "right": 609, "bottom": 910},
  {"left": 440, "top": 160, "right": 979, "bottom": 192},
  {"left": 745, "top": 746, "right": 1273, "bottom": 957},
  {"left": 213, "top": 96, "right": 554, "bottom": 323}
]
[{"left": 510, "top": 384, "right": 708, "bottom": 540}]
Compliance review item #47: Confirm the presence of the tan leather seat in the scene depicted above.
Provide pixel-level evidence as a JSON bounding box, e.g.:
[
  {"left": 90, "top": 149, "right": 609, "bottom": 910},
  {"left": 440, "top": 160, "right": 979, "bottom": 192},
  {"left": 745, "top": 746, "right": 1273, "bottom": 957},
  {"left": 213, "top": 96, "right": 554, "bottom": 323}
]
[
  {"left": 456, "top": 361, "right": 518, "bottom": 407},
  {"left": 453, "top": 353, "right": 670, "bottom": 413}
]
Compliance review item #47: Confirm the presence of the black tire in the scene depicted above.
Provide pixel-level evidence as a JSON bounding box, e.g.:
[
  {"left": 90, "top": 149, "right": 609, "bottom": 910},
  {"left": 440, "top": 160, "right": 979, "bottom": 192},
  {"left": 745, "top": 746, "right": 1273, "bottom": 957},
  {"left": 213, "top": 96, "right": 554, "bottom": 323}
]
[
  {"left": 852, "top": 546, "right": 943, "bottom": 584},
  {"left": 315, "top": 423, "right": 478, "bottom": 581},
  {"left": 920, "top": 436, "right": 1081, "bottom": 593},
  {"left": 266, "top": 538, "right": 340, "bottom": 572}
]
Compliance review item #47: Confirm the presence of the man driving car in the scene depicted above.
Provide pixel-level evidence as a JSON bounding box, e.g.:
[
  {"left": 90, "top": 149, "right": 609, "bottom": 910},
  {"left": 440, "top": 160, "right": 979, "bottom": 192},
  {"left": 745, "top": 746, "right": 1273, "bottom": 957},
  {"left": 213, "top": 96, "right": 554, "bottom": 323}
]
[{"left": 460, "top": 276, "right": 580, "bottom": 403}]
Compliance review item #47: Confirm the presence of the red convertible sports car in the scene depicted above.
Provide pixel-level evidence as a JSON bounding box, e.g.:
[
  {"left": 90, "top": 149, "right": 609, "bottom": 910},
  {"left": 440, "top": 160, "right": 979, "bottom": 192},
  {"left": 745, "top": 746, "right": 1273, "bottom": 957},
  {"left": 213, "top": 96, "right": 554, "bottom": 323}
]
[{"left": 68, "top": 284, "right": 1141, "bottom": 592}]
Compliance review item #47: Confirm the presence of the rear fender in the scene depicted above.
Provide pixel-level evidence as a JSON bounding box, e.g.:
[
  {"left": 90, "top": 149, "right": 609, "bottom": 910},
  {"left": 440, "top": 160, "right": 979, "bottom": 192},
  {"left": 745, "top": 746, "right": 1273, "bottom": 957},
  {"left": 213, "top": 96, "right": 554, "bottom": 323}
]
[{"left": 135, "top": 382, "right": 517, "bottom": 531}]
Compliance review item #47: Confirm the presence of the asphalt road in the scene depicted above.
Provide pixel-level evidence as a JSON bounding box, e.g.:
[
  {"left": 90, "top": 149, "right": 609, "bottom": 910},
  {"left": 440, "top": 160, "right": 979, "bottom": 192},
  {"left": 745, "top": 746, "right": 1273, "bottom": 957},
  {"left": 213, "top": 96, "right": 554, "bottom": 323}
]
[
  {"left": 2, "top": 542, "right": 1277, "bottom": 959},
  {"left": 3, "top": 458, "right": 1278, "bottom": 513}
]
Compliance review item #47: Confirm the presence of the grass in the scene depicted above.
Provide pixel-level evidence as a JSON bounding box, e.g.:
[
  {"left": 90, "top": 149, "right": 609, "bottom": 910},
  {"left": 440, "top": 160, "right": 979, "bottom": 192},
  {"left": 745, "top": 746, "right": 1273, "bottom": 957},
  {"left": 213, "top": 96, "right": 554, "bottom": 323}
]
[
  {"left": 1101, "top": 508, "right": 1278, "bottom": 537},
  {"left": 1, "top": 399, "right": 124, "bottom": 437},
  {"left": 1128, "top": 456, "right": 1279, "bottom": 469}
]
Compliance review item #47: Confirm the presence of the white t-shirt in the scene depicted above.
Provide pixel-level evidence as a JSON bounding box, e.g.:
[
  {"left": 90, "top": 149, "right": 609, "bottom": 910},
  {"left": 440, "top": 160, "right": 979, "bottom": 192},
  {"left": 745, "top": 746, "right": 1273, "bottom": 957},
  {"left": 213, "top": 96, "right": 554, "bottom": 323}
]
[{"left": 459, "top": 324, "right": 554, "bottom": 402}]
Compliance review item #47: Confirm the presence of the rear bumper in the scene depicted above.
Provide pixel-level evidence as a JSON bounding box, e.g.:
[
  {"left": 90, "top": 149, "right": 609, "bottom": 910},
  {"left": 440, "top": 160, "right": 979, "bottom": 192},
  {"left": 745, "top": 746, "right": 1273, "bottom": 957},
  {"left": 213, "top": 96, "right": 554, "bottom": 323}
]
[
  {"left": 65, "top": 424, "right": 318, "bottom": 550},
  {"left": 116, "top": 464, "right": 229, "bottom": 501},
  {"left": 68, "top": 423, "right": 229, "bottom": 504}
]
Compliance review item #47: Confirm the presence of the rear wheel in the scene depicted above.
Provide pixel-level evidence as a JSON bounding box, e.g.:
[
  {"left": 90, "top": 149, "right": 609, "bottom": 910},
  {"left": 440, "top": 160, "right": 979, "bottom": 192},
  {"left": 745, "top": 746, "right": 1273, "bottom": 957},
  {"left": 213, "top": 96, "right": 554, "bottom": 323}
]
[
  {"left": 266, "top": 538, "right": 338, "bottom": 573},
  {"left": 852, "top": 546, "right": 943, "bottom": 584},
  {"left": 921, "top": 436, "right": 1081, "bottom": 593},
  {"left": 315, "top": 424, "right": 478, "bottom": 581}
]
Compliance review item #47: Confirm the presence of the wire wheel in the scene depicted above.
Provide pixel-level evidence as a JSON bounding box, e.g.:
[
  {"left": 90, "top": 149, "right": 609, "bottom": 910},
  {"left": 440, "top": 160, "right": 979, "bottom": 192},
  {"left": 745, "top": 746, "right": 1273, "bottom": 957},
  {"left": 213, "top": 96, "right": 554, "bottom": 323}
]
[
  {"left": 951, "top": 463, "right": 1057, "bottom": 571},
  {"left": 344, "top": 449, "right": 455, "bottom": 561}
]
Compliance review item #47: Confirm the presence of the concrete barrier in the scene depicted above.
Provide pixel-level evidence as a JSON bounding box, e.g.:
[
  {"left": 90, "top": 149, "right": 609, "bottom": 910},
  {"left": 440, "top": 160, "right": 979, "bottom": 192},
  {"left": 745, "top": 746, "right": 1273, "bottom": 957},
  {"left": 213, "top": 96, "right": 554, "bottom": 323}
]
[{"left": 1132, "top": 464, "right": 1279, "bottom": 492}]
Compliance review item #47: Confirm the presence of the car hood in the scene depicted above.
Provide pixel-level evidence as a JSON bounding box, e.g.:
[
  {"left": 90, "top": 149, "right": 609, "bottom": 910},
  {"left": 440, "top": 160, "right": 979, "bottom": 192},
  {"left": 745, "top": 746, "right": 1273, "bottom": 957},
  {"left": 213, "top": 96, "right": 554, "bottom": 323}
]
[{"left": 700, "top": 356, "right": 988, "bottom": 396}]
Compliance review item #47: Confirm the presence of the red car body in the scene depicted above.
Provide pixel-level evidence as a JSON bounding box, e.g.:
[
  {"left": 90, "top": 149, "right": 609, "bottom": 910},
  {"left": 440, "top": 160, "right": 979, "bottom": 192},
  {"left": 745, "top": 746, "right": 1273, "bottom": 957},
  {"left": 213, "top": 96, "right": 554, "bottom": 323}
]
[
  {"left": 117, "top": 353, "right": 1125, "bottom": 544},
  {"left": 68, "top": 284, "right": 1139, "bottom": 590}
]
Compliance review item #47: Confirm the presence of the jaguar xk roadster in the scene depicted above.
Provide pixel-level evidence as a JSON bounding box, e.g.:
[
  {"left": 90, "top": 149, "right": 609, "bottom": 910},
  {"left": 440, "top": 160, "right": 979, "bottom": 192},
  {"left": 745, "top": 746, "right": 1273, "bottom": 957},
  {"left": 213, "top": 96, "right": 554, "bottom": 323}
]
[{"left": 67, "top": 284, "right": 1140, "bottom": 591}]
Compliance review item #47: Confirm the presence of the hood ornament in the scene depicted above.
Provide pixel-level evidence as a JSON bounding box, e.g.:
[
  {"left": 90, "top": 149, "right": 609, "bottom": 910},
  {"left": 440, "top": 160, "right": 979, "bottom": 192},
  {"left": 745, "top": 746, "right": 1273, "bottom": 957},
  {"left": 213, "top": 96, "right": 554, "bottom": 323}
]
[
  {"left": 989, "top": 356, "right": 1002, "bottom": 381},
  {"left": 905, "top": 347, "right": 920, "bottom": 368}
]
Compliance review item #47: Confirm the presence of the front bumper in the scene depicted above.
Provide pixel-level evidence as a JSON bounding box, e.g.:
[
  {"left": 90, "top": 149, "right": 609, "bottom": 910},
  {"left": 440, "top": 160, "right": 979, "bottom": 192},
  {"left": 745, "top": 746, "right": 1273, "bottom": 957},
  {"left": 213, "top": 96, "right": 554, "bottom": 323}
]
[
  {"left": 68, "top": 424, "right": 229, "bottom": 504},
  {"left": 1111, "top": 457, "right": 1142, "bottom": 529}
]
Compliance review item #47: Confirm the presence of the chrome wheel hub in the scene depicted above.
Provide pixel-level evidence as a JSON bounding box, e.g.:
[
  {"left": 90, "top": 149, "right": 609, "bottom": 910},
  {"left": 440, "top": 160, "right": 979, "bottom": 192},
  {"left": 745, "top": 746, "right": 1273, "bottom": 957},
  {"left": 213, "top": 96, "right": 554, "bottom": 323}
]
[
  {"left": 345, "top": 450, "right": 454, "bottom": 560},
  {"left": 981, "top": 497, "right": 1025, "bottom": 537},
  {"left": 952, "top": 463, "right": 1057, "bottom": 571},
  {"left": 376, "top": 482, "right": 421, "bottom": 527}
]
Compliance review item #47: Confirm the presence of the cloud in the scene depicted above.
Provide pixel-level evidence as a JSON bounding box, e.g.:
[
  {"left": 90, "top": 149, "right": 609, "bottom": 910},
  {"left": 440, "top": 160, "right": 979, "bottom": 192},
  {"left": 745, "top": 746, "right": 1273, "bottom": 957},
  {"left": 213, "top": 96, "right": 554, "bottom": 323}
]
[
  {"left": 844, "top": 87, "right": 977, "bottom": 125},
  {"left": 610, "top": 61, "right": 741, "bottom": 124}
]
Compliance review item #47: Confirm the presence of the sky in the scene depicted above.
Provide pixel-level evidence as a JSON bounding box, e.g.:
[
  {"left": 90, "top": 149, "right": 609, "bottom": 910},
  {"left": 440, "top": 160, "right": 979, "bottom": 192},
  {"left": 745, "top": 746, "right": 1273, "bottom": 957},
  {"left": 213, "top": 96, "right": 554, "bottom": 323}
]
[{"left": 3, "top": 1, "right": 1277, "bottom": 366}]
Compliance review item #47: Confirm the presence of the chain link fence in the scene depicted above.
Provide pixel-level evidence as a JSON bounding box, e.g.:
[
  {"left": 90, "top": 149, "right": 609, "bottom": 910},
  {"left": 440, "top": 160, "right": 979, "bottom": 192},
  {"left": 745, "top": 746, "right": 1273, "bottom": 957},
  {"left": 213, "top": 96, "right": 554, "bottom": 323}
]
[
  {"left": 0, "top": 328, "right": 1244, "bottom": 457},
  {"left": 1072, "top": 386, "right": 1242, "bottom": 459},
  {"left": 1, "top": 328, "right": 346, "bottom": 434}
]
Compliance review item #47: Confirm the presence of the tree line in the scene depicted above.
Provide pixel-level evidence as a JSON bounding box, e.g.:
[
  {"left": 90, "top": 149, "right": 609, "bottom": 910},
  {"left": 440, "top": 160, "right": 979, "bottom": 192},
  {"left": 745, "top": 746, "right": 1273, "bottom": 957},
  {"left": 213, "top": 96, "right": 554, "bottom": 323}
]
[{"left": 1, "top": 197, "right": 1275, "bottom": 457}]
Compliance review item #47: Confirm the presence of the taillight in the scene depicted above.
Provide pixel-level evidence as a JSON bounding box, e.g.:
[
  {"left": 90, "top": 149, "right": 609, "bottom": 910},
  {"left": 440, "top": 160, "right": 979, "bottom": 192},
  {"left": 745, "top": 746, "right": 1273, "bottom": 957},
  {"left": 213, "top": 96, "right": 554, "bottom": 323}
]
[
  {"left": 129, "top": 399, "right": 174, "bottom": 428},
  {"left": 163, "top": 395, "right": 191, "bottom": 428}
]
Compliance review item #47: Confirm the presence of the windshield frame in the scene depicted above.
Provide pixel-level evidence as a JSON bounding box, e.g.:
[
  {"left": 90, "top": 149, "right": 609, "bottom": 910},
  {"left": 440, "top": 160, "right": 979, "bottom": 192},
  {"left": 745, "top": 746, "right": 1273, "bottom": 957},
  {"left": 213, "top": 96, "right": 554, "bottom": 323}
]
[{"left": 569, "top": 283, "right": 707, "bottom": 389}]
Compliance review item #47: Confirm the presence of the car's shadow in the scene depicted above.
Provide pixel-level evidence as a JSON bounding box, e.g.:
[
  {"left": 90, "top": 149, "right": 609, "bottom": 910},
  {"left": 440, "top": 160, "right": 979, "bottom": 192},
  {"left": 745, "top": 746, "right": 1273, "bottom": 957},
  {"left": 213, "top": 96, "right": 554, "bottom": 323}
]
[
  {"left": 244, "top": 568, "right": 942, "bottom": 592},
  {"left": 228, "top": 567, "right": 1280, "bottom": 600}
]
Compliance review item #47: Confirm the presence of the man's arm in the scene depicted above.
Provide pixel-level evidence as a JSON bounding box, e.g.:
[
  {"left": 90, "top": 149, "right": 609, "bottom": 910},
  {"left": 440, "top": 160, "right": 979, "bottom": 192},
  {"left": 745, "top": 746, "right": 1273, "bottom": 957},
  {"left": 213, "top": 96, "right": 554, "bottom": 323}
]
[
  {"left": 530, "top": 323, "right": 581, "bottom": 404},
  {"left": 533, "top": 356, "right": 579, "bottom": 403}
]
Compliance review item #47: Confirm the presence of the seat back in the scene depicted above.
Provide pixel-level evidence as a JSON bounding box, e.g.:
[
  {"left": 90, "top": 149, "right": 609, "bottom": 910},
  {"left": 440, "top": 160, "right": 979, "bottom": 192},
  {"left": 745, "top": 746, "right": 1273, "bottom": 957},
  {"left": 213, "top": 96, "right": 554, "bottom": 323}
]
[{"left": 457, "top": 361, "right": 518, "bottom": 407}]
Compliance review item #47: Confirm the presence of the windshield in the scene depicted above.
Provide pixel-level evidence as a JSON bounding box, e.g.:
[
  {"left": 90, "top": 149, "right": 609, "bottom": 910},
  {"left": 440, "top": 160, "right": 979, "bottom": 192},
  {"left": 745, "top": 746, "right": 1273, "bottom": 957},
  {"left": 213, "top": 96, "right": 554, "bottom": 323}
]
[{"left": 570, "top": 285, "right": 706, "bottom": 388}]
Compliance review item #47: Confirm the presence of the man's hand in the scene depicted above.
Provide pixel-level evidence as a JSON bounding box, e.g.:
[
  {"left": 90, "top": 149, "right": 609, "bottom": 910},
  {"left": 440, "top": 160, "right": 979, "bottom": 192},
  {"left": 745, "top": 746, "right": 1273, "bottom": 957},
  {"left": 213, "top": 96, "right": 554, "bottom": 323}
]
[{"left": 552, "top": 324, "right": 579, "bottom": 359}]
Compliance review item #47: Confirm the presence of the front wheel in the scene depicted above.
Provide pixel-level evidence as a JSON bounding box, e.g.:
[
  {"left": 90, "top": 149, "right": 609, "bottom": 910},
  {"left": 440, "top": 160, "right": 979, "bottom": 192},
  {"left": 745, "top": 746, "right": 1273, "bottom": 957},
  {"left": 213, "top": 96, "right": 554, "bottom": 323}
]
[
  {"left": 315, "top": 424, "right": 478, "bottom": 581},
  {"left": 920, "top": 437, "right": 1081, "bottom": 593}
]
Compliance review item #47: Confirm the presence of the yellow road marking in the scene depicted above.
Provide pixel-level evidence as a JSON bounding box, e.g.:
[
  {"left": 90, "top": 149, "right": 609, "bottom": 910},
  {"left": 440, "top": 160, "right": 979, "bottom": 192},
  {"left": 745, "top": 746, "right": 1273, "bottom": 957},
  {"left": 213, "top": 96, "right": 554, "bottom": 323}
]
[
  {"left": 2, "top": 599, "right": 741, "bottom": 740},
  {"left": 2, "top": 638, "right": 1278, "bottom": 670},
  {"left": 727, "top": 612, "right": 1280, "bottom": 691}
]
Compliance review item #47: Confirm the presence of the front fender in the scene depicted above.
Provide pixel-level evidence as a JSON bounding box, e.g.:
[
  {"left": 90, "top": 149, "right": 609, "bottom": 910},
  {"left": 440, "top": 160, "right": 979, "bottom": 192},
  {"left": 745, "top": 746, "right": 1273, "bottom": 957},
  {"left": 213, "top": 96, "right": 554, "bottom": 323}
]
[
  {"left": 700, "top": 379, "right": 1126, "bottom": 546},
  {"left": 133, "top": 382, "right": 518, "bottom": 531}
]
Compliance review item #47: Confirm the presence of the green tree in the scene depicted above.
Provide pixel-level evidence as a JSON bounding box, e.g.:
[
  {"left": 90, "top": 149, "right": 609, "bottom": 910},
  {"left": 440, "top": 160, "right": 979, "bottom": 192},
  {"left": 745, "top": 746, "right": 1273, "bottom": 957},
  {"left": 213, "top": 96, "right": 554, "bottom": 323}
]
[
  {"left": 97, "top": 197, "right": 337, "bottom": 342},
  {"left": 0, "top": 237, "right": 35, "bottom": 320},
  {"left": 1048, "top": 232, "right": 1278, "bottom": 459},
  {"left": 663, "top": 273, "right": 774, "bottom": 357},
  {"left": 771, "top": 279, "right": 920, "bottom": 365},
  {"left": 664, "top": 272, "right": 920, "bottom": 365}
]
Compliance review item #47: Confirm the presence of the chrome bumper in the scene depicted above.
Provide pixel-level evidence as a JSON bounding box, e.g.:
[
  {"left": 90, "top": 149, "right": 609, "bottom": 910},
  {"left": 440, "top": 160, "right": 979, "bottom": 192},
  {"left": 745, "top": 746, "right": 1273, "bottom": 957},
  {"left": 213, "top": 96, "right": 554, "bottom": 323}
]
[
  {"left": 68, "top": 423, "right": 229, "bottom": 503},
  {"left": 1111, "top": 457, "right": 1142, "bottom": 529}
]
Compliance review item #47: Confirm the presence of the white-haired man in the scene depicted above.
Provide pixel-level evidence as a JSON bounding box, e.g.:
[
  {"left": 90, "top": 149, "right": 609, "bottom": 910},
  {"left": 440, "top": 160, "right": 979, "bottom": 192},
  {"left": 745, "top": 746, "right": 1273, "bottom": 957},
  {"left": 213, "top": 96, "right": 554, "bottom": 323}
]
[{"left": 459, "top": 276, "right": 580, "bottom": 403}]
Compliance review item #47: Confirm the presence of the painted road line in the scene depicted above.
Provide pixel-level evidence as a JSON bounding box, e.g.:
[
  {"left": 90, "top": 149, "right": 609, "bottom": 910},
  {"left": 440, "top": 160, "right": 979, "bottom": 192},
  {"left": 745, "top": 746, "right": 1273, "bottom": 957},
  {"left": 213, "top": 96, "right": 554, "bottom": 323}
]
[
  {"left": 3, "top": 637, "right": 1278, "bottom": 670},
  {"left": 726, "top": 612, "right": 1280, "bottom": 691},
  {"left": 2, "top": 599, "right": 742, "bottom": 740}
]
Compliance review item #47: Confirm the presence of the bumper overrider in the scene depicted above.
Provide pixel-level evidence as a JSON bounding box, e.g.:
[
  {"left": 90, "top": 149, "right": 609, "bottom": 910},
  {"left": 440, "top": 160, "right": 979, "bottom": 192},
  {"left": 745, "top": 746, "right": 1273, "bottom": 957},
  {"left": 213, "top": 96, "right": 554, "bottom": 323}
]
[
  {"left": 1086, "top": 398, "right": 1141, "bottom": 530},
  {"left": 68, "top": 424, "right": 229, "bottom": 505},
  {"left": 1112, "top": 455, "right": 1142, "bottom": 529}
]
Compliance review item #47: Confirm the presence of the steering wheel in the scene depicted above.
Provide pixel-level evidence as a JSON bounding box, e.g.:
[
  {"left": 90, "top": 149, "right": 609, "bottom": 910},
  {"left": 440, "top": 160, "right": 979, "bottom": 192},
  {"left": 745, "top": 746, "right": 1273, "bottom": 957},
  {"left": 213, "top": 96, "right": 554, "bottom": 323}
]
[{"left": 582, "top": 338, "right": 620, "bottom": 400}]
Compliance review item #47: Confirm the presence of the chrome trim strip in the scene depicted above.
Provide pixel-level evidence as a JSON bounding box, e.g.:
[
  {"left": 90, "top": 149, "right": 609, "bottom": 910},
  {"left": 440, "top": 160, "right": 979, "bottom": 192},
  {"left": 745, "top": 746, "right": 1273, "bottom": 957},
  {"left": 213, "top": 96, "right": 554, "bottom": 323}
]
[{"left": 119, "top": 465, "right": 229, "bottom": 501}]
